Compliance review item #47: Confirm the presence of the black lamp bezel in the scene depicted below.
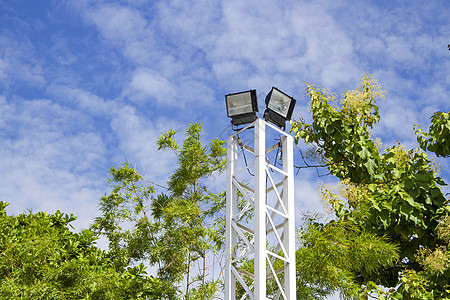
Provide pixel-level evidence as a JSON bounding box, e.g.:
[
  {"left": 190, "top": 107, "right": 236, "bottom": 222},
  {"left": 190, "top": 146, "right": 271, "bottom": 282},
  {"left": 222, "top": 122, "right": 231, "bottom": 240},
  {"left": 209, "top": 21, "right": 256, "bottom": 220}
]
[
  {"left": 263, "top": 87, "right": 296, "bottom": 128},
  {"left": 225, "top": 89, "right": 258, "bottom": 126}
]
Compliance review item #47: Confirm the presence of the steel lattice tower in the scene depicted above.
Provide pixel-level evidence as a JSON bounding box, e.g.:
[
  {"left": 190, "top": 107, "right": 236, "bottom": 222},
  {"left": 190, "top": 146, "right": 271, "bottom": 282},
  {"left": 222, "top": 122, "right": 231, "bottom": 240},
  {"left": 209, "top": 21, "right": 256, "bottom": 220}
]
[{"left": 225, "top": 118, "right": 296, "bottom": 300}]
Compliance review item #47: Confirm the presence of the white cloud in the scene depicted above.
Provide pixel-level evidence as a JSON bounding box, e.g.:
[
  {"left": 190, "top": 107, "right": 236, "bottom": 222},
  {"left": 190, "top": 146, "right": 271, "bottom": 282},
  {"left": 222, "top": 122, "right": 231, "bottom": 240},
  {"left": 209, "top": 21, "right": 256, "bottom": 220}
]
[
  {"left": 85, "top": 3, "right": 148, "bottom": 43},
  {"left": 0, "top": 85, "right": 183, "bottom": 229},
  {"left": 209, "top": 1, "right": 361, "bottom": 93},
  {"left": 385, "top": 36, "right": 416, "bottom": 65},
  {"left": 294, "top": 178, "right": 322, "bottom": 210},
  {"left": 47, "top": 85, "right": 115, "bottom": 116},
  {"left": 67, "top": 0, "right": 220, "bottom": 111},
  {"left": 125, "top": 68, "right": 176, "bottom": 104},
  {"left": 0, "top": 96, "right": 107, "bottom": 229},
  {"left": 108, "top": 102, "right": 182, "bottom": 182},
  {"left": 69, "top": 0, "right": 159, "bottom": 66},
  {"left": 48, "top": 35, "right": 78, "bottom": 66},
  {"left": 49, "top": 83, "right": 182, "bottom": 182},
  {"left": 155, "top": 0, "right": 222, "bottom": 47},
  {"left": 0, "top": 33, "right": 46, "bottom": 89}
]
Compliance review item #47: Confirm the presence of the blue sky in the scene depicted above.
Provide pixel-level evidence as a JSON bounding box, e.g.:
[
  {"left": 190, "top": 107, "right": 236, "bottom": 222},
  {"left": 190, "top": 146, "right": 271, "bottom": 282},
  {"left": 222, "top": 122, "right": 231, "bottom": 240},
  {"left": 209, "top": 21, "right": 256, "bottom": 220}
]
[{"left": 1, "top": 0, "right": 449, "bottom": 238}]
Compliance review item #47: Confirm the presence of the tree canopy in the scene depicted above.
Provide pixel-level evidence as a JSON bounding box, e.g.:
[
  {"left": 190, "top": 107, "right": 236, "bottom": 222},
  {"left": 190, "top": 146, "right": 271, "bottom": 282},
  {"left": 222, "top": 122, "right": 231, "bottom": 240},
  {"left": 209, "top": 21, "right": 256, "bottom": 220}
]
[
  {"left": 0, "top": 202, "right": 169, "bottom": 299},
  {"left": 291, "top": 75, "right": 450, "bottom": 299}
]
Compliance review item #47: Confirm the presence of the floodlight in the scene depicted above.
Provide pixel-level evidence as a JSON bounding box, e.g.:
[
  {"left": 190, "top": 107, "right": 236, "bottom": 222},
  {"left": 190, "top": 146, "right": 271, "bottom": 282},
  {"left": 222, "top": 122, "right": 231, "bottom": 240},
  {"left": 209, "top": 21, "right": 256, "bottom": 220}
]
[
  {"left": 263, "top": 87, "right": 296, "bottom": 129},
  {"left": 225, "top": 89, "right": 258, "bottom": 126}
]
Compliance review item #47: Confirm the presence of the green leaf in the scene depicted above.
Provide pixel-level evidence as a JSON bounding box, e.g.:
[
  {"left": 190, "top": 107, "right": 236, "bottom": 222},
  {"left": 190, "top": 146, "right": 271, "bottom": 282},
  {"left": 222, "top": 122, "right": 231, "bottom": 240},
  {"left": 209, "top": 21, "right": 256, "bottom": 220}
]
[
  {"left": 358, "top": 146, "right": 371, "bottom": 160},
  {"left": 364, "top": 158, "right": 377, "bottom": 175}
]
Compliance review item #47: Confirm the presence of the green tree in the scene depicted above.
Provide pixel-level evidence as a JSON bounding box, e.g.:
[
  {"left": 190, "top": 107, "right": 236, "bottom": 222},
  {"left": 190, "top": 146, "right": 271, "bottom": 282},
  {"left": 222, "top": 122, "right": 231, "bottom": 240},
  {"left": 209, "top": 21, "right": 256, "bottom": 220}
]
[
  {"left": 417, "top": 111, "right": 450, "bottom": 158},
  {"left": 0, "top": 202, "right": 169, "bottom": 299},
  {"left": 295, "top": 213, "right": 399, "bottom": 299},
  {"left": 291, "top": 75, "right": 450, "bottom": 298},
  {"left": 92, "top": 122, "right": 226, "bottom": 300}
]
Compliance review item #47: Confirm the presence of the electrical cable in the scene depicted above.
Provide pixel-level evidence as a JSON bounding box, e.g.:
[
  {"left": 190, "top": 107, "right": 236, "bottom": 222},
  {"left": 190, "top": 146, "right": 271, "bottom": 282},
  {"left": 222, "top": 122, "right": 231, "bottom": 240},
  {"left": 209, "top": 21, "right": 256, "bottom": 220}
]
[
  {"left": 273, "top": 134, "right": 282, "bottom": 169},
  {"left": 237, "top": 134, "right": 254, "bottom": 176}
]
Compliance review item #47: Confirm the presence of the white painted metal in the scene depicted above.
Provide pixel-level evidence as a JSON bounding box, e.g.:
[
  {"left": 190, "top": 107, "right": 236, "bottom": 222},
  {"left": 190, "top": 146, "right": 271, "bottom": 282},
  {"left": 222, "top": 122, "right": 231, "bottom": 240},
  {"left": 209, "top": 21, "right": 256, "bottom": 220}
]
[
  {"left": 225, "top": 135, "right": 238, "bottom": 300},
  {"left": 282, "top": 133, "right": 296, "bottom": 300},
  {"left": 225, "top": 118, "right": 295, "bottom": 300},
  {"left": 254, "top": 118, "right": 267, "bottom": 299}
]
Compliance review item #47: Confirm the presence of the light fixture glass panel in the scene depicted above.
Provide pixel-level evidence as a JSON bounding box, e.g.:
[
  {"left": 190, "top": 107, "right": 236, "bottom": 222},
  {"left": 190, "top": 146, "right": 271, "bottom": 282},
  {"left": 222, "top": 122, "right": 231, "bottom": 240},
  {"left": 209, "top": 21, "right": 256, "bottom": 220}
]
[
  {"left": 267, "top": 88, "right": 291, "bottom": 118},
  {"left": 226, "top": 92, "right": 254, "bottom": 116}
]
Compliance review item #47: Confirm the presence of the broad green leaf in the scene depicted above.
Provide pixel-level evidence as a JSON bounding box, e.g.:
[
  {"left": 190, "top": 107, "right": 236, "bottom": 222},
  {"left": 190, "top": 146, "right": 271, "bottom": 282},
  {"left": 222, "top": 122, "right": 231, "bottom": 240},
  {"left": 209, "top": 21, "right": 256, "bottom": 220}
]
[{"left": 364, "top": 158, "right": 377, "bottom": 175}]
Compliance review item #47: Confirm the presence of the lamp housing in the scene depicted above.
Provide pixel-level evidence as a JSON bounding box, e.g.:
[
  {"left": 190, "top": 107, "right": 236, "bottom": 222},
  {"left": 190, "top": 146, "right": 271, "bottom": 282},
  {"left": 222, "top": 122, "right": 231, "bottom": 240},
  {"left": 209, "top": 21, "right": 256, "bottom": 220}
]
[
  {"left": 225, "top": 89, "right": 258, "bottom": 126},
  {"left": 263, "top": 87, "right": 296, "bottom": 128}
]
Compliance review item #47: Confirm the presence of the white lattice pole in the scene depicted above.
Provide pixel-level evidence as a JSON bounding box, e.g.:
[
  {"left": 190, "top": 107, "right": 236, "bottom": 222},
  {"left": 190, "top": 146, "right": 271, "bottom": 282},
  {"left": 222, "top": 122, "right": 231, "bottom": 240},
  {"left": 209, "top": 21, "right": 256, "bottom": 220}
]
[
  {"left": 225, "top": 118, "right": 296, "bottom": 300},
  {"left": 254, "top": 118, "right": 267, "bottom": 299}
]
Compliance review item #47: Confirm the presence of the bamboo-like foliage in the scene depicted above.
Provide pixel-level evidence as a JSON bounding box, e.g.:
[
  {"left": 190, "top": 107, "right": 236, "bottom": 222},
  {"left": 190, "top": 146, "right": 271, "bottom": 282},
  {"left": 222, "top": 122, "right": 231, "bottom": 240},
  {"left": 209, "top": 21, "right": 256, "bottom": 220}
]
[{"left": 92, "top": 122, "right": 226, "bottom": 300}]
